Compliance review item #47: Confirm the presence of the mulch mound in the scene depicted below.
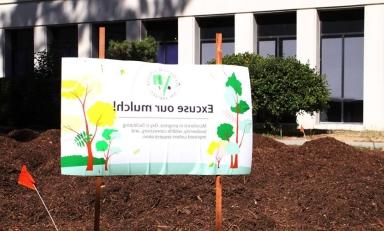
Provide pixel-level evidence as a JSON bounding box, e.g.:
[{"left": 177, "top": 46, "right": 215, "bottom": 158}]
[{"left": 1, "top": 130, "right": 383, "bottom": 230}]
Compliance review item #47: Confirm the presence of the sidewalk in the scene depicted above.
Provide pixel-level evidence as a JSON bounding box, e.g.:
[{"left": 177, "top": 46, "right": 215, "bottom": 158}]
[{"left": 276, "top": 137, "right": 384, "bottom": 149}]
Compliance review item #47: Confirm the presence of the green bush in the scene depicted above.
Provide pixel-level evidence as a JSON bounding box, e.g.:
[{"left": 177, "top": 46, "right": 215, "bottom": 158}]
[
  {"left": 214, "top": 53, "right": 330, "bottom": 130},
  {"left": 107, "top": 36, "right": 157, "bottom": 62},
  {"left": 34, "top": 49, "right": 59, "bottom": 79}
]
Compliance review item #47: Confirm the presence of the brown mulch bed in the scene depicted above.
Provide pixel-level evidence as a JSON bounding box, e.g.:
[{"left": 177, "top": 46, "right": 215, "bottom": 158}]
[{"left": 1, "top": 129, "right": 384, "bottom": 230}]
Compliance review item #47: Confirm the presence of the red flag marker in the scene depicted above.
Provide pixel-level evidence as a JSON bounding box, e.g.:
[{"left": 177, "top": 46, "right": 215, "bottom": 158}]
[
  {"left": 18, "top": 165, "right": 59, "bottom": 231},
  {"left": 18, "top": 165, "right": 36, "bottom": 190}
]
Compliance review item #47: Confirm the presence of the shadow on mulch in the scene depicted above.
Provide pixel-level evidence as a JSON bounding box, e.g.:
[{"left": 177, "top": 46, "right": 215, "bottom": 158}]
[{"left": 1, "top": 130, "right": 383, "bottom": 230}]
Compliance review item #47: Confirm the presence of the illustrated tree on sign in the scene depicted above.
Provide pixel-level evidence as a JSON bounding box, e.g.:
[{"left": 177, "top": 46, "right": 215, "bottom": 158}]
[
  {"left": 62, "top": 80, "right": 116, "bottom": 171},
  {"left": 207, "top": 73, "right": 251, "bottom": 169},
  {"left": 208, "top": 124, "right": 240, "bottom": 168},
  {"left": 95, "top": 129, "right": 121, "bottom": 171}
]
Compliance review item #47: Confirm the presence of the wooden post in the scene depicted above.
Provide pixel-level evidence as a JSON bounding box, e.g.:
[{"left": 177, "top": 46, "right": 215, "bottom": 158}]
[
  {"left": 94, "top": 176, "right": 102, "bottom": 231},
  {"left": 215, "top": 32, "right": 223, "bottom": 231},
  {"left": 99, "top": 27, "right": 106, "bottom": 59},
  {"left": 216, "top": 33, "right": 222, "bottom": 65},
  {"left": 94, "top": 26, "right": 106, "bottom": 231}
]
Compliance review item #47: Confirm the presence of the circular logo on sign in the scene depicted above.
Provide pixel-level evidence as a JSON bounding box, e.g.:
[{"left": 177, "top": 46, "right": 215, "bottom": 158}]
[{"left": 147, "top": 69, "right": 180, "bottom": 100}]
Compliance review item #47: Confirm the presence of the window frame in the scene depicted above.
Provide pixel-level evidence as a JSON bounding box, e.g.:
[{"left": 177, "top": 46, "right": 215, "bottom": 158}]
[
  {"left": 257, "top": 36, "right": 296, "bottom": 57},
  {"left": 320, "top": 31, "right": 364, "bottom": 123}
]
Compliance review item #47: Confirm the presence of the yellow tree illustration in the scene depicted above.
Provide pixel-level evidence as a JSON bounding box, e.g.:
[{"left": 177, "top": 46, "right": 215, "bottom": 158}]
[{"left": 62, "top": 80, "right": 116, "bottom": 171}]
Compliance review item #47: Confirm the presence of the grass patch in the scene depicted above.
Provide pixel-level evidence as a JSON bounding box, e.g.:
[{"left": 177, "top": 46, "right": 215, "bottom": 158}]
[{"left": 61, "top": 155, "right": 104, "bottom": 167}]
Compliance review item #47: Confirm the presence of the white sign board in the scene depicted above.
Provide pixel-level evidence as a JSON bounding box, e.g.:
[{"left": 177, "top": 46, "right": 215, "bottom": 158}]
[{"left": 61, "top": 58, "right": 252, "bottom": 175}]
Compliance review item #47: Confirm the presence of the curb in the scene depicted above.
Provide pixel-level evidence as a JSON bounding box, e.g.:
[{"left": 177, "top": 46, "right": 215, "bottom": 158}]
[{"left": 276, "top": 139, "right": 384, "bottom": 149}]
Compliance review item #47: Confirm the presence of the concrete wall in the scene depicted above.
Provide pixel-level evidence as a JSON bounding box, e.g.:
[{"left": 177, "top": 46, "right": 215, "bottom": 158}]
[
  {"left": 295, "top": 9, "right": 320, "bottom": 129},
  {"left": 235, "top": 13, "right": 257, "bottom": 54},
  {"left": 0, "top": 0, "right": 383, "bottom": 130},
  {"left": 78, "top": 23, "right": 92, "bottom": 58},
  {"left": 0, "top": 0, "right": 382, "bottom": 28},
  {"left": 178, "top": 17, "right": 200, "bottom": 64},
  {"left": 364, "top": 4, "right": 384, "bottom": 130}
]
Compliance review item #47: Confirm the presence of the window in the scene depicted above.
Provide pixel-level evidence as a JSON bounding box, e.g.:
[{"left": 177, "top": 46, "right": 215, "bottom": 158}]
[
  {"left": 5, "top": 28, "right": 34, "bottom": 78},
  {"left": 92, "top": 22, "right": 126, "bottom": 58},
  {"left": 256, "top": 12, "right": 296, "bottom": 57},
  {"left": 319, "top": 9, "right": 364, "bottom": 123},
  {"left": 198, "top": 16, "right": 234, "bottom": 64},
  {"left": 143, "top": 19, "right": 178, "bottom": 64},
  {"left": 47, "top": 25, "right": 78, "bottom": 76}
]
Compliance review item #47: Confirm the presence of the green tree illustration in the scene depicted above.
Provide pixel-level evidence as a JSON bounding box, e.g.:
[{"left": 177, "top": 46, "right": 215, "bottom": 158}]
[
  {"left": 217, "top": 123, "right": 234, "bottom": 141},
  {"left": 224, "top": 73, "right": 250, "bottom": 168},
  {"left": 208, "top": 73, "right": 251, "bottom": 169},
  {"left": 95, "top": 128, "right": 120, "bottom": 171},
  {"left": 62, "top": 80, "right": 116, "bottom": 171}
]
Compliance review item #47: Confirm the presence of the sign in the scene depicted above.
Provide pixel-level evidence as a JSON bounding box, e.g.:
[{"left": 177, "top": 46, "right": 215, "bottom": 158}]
[{"left": 61, "top": 58, "right": 252, "bottom": 175}]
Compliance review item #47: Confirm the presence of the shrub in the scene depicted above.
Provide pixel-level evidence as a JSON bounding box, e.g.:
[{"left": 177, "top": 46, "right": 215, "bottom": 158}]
[
  {"left": 214, "top": 53, "right": 330, "bottom": 130},
  {"left": 107, "top": 36, "right": 157, "bottom": 62},
  {"left": 34, "top": 49, "right": 60, "bottom": 79}
]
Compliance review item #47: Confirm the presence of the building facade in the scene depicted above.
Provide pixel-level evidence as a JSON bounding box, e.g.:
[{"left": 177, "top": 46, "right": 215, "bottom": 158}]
[{"left": 0, "top": 0, "right": 383, "bottom": 131}]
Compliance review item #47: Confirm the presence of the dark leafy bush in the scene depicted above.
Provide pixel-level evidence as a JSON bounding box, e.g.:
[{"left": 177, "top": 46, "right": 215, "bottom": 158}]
[
  {"left": 34, "top": 49, "right": 60, "bottom": 79},
  {"left": 213, "top": 53, "right": 330, "bottom": 130},
  {"left": 107, "top": 36, "right": 157, "bottom": 62}
]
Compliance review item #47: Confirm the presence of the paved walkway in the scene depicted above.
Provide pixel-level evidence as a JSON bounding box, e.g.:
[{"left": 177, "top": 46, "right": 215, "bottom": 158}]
[{"left": 276, "top": 138, "right": 384, "bottom": 149}]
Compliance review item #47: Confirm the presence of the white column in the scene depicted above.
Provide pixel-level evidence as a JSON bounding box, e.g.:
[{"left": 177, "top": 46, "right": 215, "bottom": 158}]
[
  {"left": 235, "top": 13, "right": 257, "bottom": 54},
  {"left": 34, "top": 26, "right": 47, "bottom": 53},
  {"left": 33, "top": 26, "right": 48, "bottom": 73},
  {"left": 296, "top": 9, "right": 320, "bottom": 129},
  {"left": 126, "top": 20, "right": 144, "bottom": 40},
  {"left": 364, "top": 5, "right": 384, "bottom": 131},
  {"left": 0, "top": 29, "right": 4, "bottom": 78},
  {"left": 178, "top": 17, "right": 200, "bottom": 64},
  {"left": 78, "top": 23, "right": 92, "bottom": 57},
  {"left": 296, "top": 9, "right": 320, "bottom": 71}
]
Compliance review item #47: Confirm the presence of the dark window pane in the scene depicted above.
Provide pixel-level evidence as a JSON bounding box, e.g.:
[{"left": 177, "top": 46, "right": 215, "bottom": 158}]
[
  {"left": 157, "top": 44, "right": 165, "bottom": 63},
  {"left": 8, "top": 29, "right": 34, "bottom": 78},
  {"left": 321, "top": 38, "right": 342, "bottom": 98},
  {"left": 144, "top": 19, "right": 178, "bottom": 64},
  {"left": 201, "top": 41, "right": 234, "bottom": 64},
  {"left": 201, "top": 42, "right": 215, "bottom": 64},
  {"left": 256, "top": 12, "right": 296, "bottom": 36},
  {"left": 198, "top": 16, "right": 234, "bottom": 39},
  {"left": 93, "top": 22, "right": 126, "bottom": 58},
  {"left": 320, "top": 9, "right": 364, "bottom": 34},
  {"left": 199, "top": 16, "right": 234, "bottom": 63},
  {"left": 343, "top": 100, "right": 363, "bottom": 122},
  {"left": 144, "top": 19, "right": 178, "bottom": 41},
  {"left": 259, "top": 40, "right": 276, "bottom": 57},
  {"left": 165, "top": 43, "right": 178, "bottom": 64},
  {"left": 320, "top": 9, "right": 364, "bottom": 124},
  {"left": 344, "top": 36, "right": 363, "bottom": 100},
  {"left": 282, "top": 39, "right": 296, "bottom": 57},
  {"left": 48, "top": 25, "right": 78, "bottom": 77},
  {"left": 320, "top": 100, "right": 342, "bottom": 122},
  {"left": 157, "top": 43, "right": 178, "bottom": 64}
]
